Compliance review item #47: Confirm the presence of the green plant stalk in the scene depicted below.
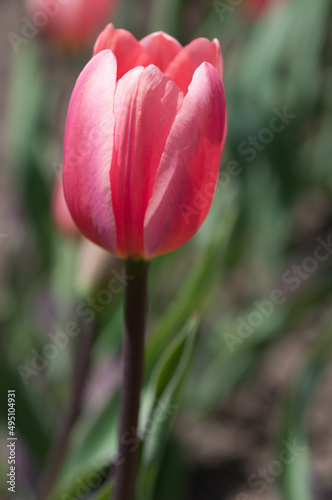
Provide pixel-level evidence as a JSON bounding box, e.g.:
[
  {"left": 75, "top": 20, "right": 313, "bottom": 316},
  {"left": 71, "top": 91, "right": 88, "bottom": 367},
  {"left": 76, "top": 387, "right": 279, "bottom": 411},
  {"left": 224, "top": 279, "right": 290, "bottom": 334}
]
[{"left": 113, "top": 260, "right": 149, "bottom": 500}]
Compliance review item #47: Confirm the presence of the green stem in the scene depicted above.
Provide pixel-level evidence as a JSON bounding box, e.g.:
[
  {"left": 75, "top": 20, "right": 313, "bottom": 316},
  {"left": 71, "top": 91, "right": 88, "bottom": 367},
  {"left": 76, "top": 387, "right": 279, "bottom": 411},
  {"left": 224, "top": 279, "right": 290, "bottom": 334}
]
[{"left": 113, "top": 260, "right": 149, "bottom": 500}]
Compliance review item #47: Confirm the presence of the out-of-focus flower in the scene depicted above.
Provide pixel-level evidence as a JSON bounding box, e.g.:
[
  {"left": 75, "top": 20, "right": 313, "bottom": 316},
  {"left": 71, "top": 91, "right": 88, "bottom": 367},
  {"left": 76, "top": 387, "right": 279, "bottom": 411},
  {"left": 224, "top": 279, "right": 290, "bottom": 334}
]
[
  {"left": 52, "top": 175, "right": 79, "bottom": 237},
  {"left": 63, "top": 25, "right": 227, "bottom": 260},
  {"left": 25, "top": 0, "right": 119, "bottom": 50}
]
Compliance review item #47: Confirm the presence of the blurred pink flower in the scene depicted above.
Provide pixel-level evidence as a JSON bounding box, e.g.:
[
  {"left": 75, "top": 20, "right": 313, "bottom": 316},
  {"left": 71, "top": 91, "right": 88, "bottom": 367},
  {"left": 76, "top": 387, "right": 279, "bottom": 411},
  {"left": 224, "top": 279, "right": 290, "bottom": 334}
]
[
  {"left": 63, "top": 25, "right": 227, "bottom": 260},
  {"left": 25, "top": 0, "right": 119, "bottom": 50}
]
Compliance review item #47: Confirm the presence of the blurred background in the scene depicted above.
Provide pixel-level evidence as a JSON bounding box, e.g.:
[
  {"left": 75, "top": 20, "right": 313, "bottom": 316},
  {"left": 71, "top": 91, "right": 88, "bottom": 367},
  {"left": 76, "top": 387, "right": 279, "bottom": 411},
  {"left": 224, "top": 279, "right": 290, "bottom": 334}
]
[{"left": 1, "top": 0, "right": 332, "bottom": 499}]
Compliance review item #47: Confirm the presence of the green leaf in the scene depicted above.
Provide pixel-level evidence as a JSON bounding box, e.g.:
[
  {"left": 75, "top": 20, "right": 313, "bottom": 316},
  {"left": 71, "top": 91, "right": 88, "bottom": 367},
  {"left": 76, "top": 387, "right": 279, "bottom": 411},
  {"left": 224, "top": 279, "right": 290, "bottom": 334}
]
[
  {"left": 50, "top": 393, "right": 119, "bottom": 500},
  {"left": 146, "top": 204, "right": 236, "bottom": 376},
  {"left": 136, "top": 316, "right": 200, "bottom": 500},
  {"left": 150, "top": 438, "right": 189, "bottom": 500},
  {"left": 52, "top": 317, "right": 200, "bottom": 500},
  {"left": 276, "top": 311, "right": 332, "bottom": 500}
]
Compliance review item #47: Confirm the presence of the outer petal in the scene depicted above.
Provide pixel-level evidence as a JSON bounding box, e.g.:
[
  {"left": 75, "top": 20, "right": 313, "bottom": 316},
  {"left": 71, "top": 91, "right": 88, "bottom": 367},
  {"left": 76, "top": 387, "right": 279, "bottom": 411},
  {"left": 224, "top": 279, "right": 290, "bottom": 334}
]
[
  {"left": 110, "top": 65, "right": 184, "bottom": 258},
  {"left": 139, "top": 32, "right": 182, "bottom": 72},
  {"left": 144, "top": 63, "right": 227, "bottom": 258},
  {"left": 93, "top": 24, "right": 152, "bottom": 79},
  {"left": 63, "top": 50, "right": 117, "bottom": 253},
  {"left": 165, "top": 38, "right": 223, "bottom": 94}
]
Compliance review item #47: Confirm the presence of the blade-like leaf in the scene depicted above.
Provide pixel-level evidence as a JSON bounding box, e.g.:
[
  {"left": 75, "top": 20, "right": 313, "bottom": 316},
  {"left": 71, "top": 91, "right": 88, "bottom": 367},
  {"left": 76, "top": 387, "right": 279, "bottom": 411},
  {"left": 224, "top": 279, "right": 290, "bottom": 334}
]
[
  {"left": 137, "top": 316, "right": 200, "bottom": 500},
  {"left": 276, "top": 310, "right": 332, "bottom": 500}
]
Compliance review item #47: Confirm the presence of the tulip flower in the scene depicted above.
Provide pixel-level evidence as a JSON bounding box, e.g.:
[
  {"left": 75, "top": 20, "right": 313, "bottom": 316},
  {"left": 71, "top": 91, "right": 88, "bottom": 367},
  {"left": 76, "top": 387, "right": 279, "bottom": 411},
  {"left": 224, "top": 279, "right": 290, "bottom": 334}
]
[
  {"left": 25, "top": 0, "right": 119, "bottom": 50},
  {"left": 63, "top": 24, "right": 227, "bottom": 260},
  {"left": 62, "top": 26, "right": 227, "bottom": 500}
]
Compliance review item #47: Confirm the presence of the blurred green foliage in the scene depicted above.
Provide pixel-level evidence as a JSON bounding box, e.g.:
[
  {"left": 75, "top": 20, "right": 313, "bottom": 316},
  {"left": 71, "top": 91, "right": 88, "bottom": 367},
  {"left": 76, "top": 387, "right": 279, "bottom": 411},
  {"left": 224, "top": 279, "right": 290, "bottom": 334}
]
[{"left": 1, "top": 0, "right": 332, "bottom": 499}]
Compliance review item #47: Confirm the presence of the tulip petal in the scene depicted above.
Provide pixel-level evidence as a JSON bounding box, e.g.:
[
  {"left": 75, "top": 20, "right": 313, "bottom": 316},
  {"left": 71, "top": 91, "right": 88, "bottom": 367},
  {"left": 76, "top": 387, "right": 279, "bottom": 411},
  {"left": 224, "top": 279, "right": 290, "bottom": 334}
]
[
  {"left": 63, "top": 50, "right": 117, "bottom": 253},
  {"left": 144, "top": 63, "right": 226, "bottom": 258},
  {"left": 139, "top": 32, "right": 182, "bottom": 72},
  {"left": 165, "top": 38, "right": 223, "bottom": 94},
  {"left": 111, "top": 65, "right": 184, "bottom": 258},
  {"left": 93, "top": 24, "right": 152, "bottom": 79}
]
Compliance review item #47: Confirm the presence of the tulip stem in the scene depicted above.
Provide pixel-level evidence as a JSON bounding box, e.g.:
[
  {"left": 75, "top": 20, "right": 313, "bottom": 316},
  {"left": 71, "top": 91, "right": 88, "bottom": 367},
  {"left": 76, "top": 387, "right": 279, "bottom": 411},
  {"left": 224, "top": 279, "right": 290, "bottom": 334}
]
[{"left": 113, "top": 259, "right": 149, "bottom": 500}]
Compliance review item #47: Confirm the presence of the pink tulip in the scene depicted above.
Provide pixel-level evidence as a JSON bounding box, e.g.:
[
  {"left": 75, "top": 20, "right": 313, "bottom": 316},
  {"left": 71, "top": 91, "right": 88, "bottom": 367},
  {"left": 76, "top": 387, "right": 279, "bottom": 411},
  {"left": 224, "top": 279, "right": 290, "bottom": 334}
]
[
  {"left": 63, "top": 24, "right": 227, "bottom": 260},
  {"left": 25, "top": 0, "right": 119, "bottom": 50},
  {"left": 52, "top": 175, "right": 80, "bottom": 237}
]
